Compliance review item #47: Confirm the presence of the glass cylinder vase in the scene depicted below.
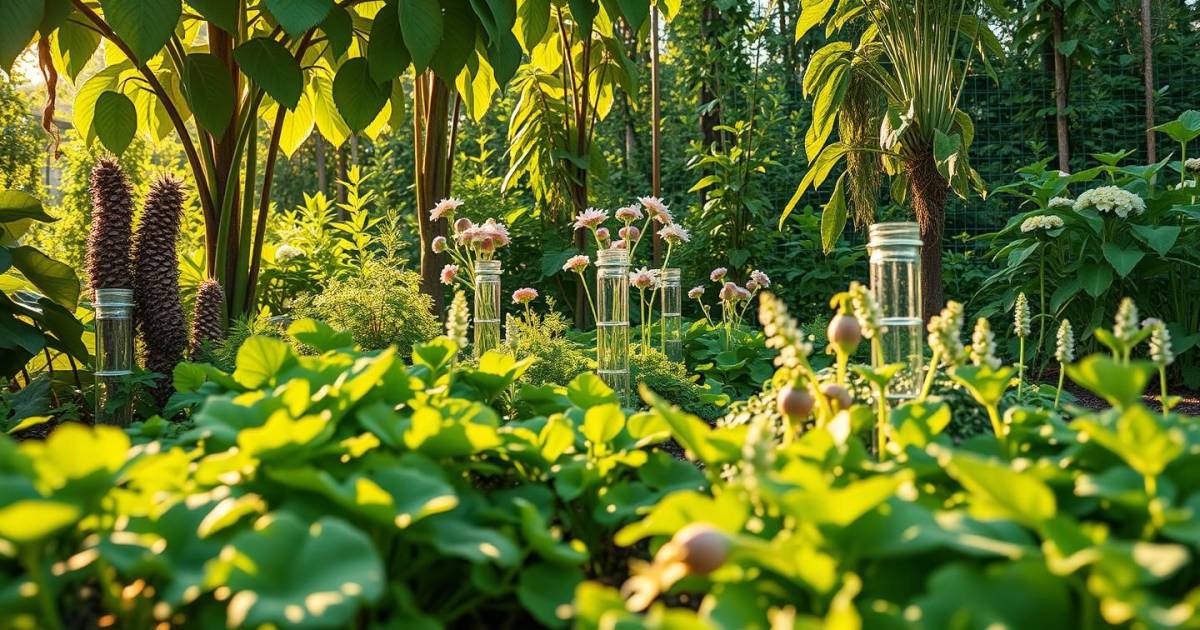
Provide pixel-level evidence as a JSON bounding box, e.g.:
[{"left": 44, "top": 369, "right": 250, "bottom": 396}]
[
  {"left": 596, "top": 248, "right": 631, "bottom": 406},
  {"left": 867, "top": 222, "right": 924, "bottom": 399},
  {"left": 473, "top": 260, "right": 502, "bottom": 357},
  {"left": 660, "top": 268, "right": 682, "bottom": 362},
  {"left": 94, "top": 288, "right": 134, "bottom": 426}
]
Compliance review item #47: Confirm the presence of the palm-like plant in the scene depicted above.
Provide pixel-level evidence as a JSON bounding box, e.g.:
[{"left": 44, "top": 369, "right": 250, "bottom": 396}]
[{"left": 785, "top": 0, "right": 1001, "bottom": 318}]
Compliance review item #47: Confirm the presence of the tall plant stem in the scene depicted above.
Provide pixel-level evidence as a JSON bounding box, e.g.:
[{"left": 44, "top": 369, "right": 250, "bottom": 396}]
[
  {"left": 1017, "top": 338, "right": 1025, "bottom": 399},
  {"left": 23, "top": 548, "right": 62, "bottom": 630},
  {"left": 1055, "top": 366, "right": 1065, "bottom": 408},
  {"left": 918, "top": 350, "right": 941, "bottom": 402},
  {"left": 1159, "top": 365, "right": 1169, "bottom": 419},
  {"left": 872, "top": 337, "right": 888, "bottom": 458}
]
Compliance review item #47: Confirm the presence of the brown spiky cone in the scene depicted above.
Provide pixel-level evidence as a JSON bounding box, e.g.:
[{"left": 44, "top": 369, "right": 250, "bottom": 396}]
[
  {"left": 189, "top": 279, "right": 226, "bottom": 361},
  {"left": 133, "top": 176, "right": 188, "bottom": 408},
  {"left": 86, "top": 158, "right": 134, "bottom": 293}
]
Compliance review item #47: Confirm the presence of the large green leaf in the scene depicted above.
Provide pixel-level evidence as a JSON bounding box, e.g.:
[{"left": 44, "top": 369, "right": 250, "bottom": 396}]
[
  {"left": 0, "top": 500, "right": 80, "bottom": 544},
  {"left": 945, "top": 452, "right": 1056, "bottom": 527},
  {"left": 518, "top": 562, "right": 584, "bottom": 628},
  {"left": 1065, "top": 355, "right": 1153, "bottom": 409},
  {"left": 233, "top": 336, "right": 294, "bottom": 388},
  {"left": 795, "top": 0, "right": 835, "bottom": 41},
  {"left": 934, "top": 129, "right": 963, "bottom": 181},
  {"left": 1151, "top": 110, "right": 1200, "bottom": 144},
  {"left": 38, "top": 297, "right": 87, "bottom": 358},
  {"left": 1130, "top": 224, "right": 1180, "bottom": 257},
  {"left": 615, "top": 0, "right": 648, "bottom": 30},
  {"left": 54, "top": 18, "right": 101, "bottom": 81},
  {"left": 516, "top": 0, "right": 550, "bottom": 51},
  {"left": 9, "top": 246, "right": 80, "bottom": 309},
  {"left": 368, "top": 2, "right": 411, "bottom": 82},
  {"left": 429, "top": 0, "right": 477, "bottom": 80},
  {"left": 223, "top": 513, "right": 383, "bottom": 629},
  {"left": 234, "top": 38, "right": 303, "bottom": 110},
  {"left": 265, "top": 0, "right": 333, "bottom": 37},
  {"left": 0, "top": 0, "right": 44, "bottom": 72},
  {"left": 1101, "top": 242, "right": 1144, "bottom": 278},
  {"left": 820, "top": 172, "right": 848, "bottom": 254},
  {"left": 400, "top": 0, "right": 444, "bottom": 72},
  {"left": 94, "top": 90, "right": 137, "bottom": 155},
  {"left": 332, "top": 58, "right": 390, "bottom": 132},
  {"left": 0, "top": 190, "right": 54, "bottom": 224},
  {"left": 1071, "top": 405, "right": 1183, "bottom": 479},
  {"left": 183, "top": 53, "right": 235, "bottom": 138},
  {"left": 1078, "top": 263, "right": 1113, "bottom": 298},
  {"left": 310, "top": 70, "right": 350, "bottom": 146},
  {"left": 320, "top": 6, "right": 352, "bottom": 59},
  {"left": 185, "top": 0, "right": 237, "bottom": 33},
  {"left": 98, "top": 0, "right": 181, "bottom": 63}
]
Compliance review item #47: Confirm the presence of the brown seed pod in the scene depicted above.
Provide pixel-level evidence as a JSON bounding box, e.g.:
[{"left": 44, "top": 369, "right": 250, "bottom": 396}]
[
  {"left": 777, "top": 384, "right": 815, "bottom": 421},
  {"left": 820, "top": 383, "right": 853, "bottom": 411},
  {"left": 827, "top": 313, "right": 863, "bottom": 355},
  {"left": 660, "top": 523, "right": 730, "bottom": 576}
]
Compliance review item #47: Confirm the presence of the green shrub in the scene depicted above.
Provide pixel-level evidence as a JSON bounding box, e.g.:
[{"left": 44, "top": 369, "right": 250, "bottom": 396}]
[
  {"left": 291, "top": 260, "right": 439, "bottom": 355},
  {"left": 506, "top": 306, "right": 593, "bottom": 388},
  {"left": 632, "top": 349, "right": 726, "bottom": 423}
]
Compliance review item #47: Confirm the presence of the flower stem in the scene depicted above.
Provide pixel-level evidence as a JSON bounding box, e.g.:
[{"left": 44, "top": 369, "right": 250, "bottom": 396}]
[
  {"left": 580, "top": 272, "right": 597, "bottom": 323},
  {"left": 1017, "top": 337, "right": 1025, "bottom": 399},
  {"left": 917, "top": 349, "right": 941, "bottom": 402},
  {"left": 1159, "top": 365, "right": 1169, "bottom": 419},
  {"left": 1055, "top": 367, "right": 1065, "bottom": 409},
  {"left": 23, "top": 547, "right": 63, "bottom": 630}
]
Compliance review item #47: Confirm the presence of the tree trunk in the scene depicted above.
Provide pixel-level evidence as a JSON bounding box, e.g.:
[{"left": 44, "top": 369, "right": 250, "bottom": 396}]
[
  {"left": 414, "top": 72, "right": 452, "bottom": 316},
  {"left": 1050, "top": 5, "right": 1071, "bottom": 172},
  {"left": 650, "top": 5, "right": 663, "bottom": 266},
  {"left": 907, "top": 151, "right": 948, "bottom": 321},
  {"left": 1140, "top": 0, "right": 1156, "bottom": 162}
]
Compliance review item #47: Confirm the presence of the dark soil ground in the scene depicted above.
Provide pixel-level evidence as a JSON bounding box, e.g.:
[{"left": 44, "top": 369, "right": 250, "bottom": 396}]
[{"left": 1039, "top": 365, "right": 1200, "bottom": 414}]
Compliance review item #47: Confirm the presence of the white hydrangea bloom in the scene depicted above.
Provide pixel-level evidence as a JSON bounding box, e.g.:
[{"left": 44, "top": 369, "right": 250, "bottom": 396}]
[
  {"left": 1185, "top": 157, "right": 1200, "bottom": 175},
  {"left": 1073, "top": 186, "right": 1146, "bottom": 218},
  {"left": 275, "top": 244, "right": 304, "bottom": 262},
  {"left": 1047, "top": 196, "right": 1074, "bottom": 209},
  {"left": 1020, "top": 214, "right": 1065, "bottom": 233}
]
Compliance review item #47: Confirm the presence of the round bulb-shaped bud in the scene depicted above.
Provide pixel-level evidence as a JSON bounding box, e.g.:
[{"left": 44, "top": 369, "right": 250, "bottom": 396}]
[
  {"left": 827, "top": 314, "right": 863, "bottom": 355},
  {"left": 664, "top": 523, "right": 730, "bottom": 575},
  {"left": 777, "top": 385, "right": 814, "bottom": 421},
  {"left": 819, "top": 383, "right": 853, "bottom": 411}
]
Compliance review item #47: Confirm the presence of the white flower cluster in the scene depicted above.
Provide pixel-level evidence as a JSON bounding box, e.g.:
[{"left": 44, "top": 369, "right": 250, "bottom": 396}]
[
  {"left": 1073, "top": 186, "right": 1146, "bottom": 218},
  {"left": 1013, "top": 292, "right": 1031, "bottom": 338},
  {"left": 928, "top": 301, "right": 967, "bottom": 367},
  {"left": 1114, "top": 297, "right": 1140, "bottom": 344},
  {"left": 1185, "top": 157, "right": 1200, "bottom": 175},
  {"left": 275, "top": 244, "right": 304, "bottom": 262},
  {"left": 1055, "top": 319, "right": 1075, "bottom": 364},
  {"left": 1047, "top": 196, "right": 1074, "bottom": 209},
  {"left": 1020, "top": 214, "right": 1064, "bottom": 233},
  {"left": 848, "top": 281, "right": 884, "bottom": 339},
  {"left": 1147, "top": 320, "right": 1175, "bottom": 367},
  {"left": 970, "top": 317, "right": 1001, "bottom": 370}
]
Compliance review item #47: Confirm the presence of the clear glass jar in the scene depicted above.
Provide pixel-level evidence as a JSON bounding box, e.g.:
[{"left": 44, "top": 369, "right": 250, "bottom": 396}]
[
  {"left": 659, "top": 268, "right": 682, "bottom": 362},
  {"left": 94, "top": 288, "right": 134, "bottom": 426},
  {"left": 473, "top": 260, "right": 502, "bottom": 357},
  {"left": 867, "top": 222, "right": 924, "bottom": 399},
  {"left": 596, "top": 248, "right": 631, "bottom": 406}
]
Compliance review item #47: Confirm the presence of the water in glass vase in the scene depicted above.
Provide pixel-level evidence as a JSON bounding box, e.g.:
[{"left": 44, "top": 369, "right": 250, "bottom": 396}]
[{"left": 880, "top": 317, "right": 924, "bottom": 400}]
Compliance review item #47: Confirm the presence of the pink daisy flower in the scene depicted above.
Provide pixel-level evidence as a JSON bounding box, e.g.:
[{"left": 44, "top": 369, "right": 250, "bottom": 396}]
[
  {"left": 629, "top": 267, "right": 658, "bottom": 290},
  {"left": 638, "top": 196, "right": 670, "bottom": 222},
  {"left": 563, "top": 255, "right": 590, "bottom": 273},
  {"left": 658, "top": 224, "right": 690, "bottom": 245},
  {"left": 719, "top": 281, "right": 738, "bottom": 301},
  {"left": 430, "top": 198, "right": 464, "bottom": 221},
  {"left": 431, "top": 236, "right": 448, "bottom": 253},
  {"left": 512, "top": 287, "right": 539, "bottom": 304},
  {"left": 750, "top": 270, "right": 771, "bottom": 288},
  {"left": 615, "top": 205, "right": 643, "bottom": 223},
  {"left": 710, "top": 267, "right": 728, "bottom": 283},
  {"left": 573, "top": 207, "right": 609, "bottom": 231},
  {"left": 440, "top": 264, "right": 460, "bottom": 285},
  {"left": 688, "top": 286, "right": 705, "bottom": 299}
]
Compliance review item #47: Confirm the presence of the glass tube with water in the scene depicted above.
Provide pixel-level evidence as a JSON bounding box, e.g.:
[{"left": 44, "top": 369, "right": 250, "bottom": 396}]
[
  {"left": 596, "top": 248, "right": 631, "bottom": 406},
  {"left": 474, "top": 260, "right": 502, "bottom": 357},
  {"left": 94, "top": 288, "right": 134, "bottom": 426},
  {"left": 660, "top": 268, "right": 683, "bottom": 362},
  {"left": 867, "top": 222, "right": 924, "bottom": 399}
]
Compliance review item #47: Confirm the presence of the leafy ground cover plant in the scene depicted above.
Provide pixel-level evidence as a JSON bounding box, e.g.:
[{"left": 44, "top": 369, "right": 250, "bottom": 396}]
[
  {"left": 574, "top": 295, "right": 1200, "bottom": 630},
  {"left": 0, "top": 321, "right": 698, "bottom": 628},
  {"left": 981, "top": 113, "right": 1200, "bottom": 384}
]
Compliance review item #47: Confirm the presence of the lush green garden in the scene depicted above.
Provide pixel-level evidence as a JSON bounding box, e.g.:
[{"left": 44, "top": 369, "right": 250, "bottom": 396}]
[{"left": 2, "top": 0, "right": 1200, "bottom": 628}]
